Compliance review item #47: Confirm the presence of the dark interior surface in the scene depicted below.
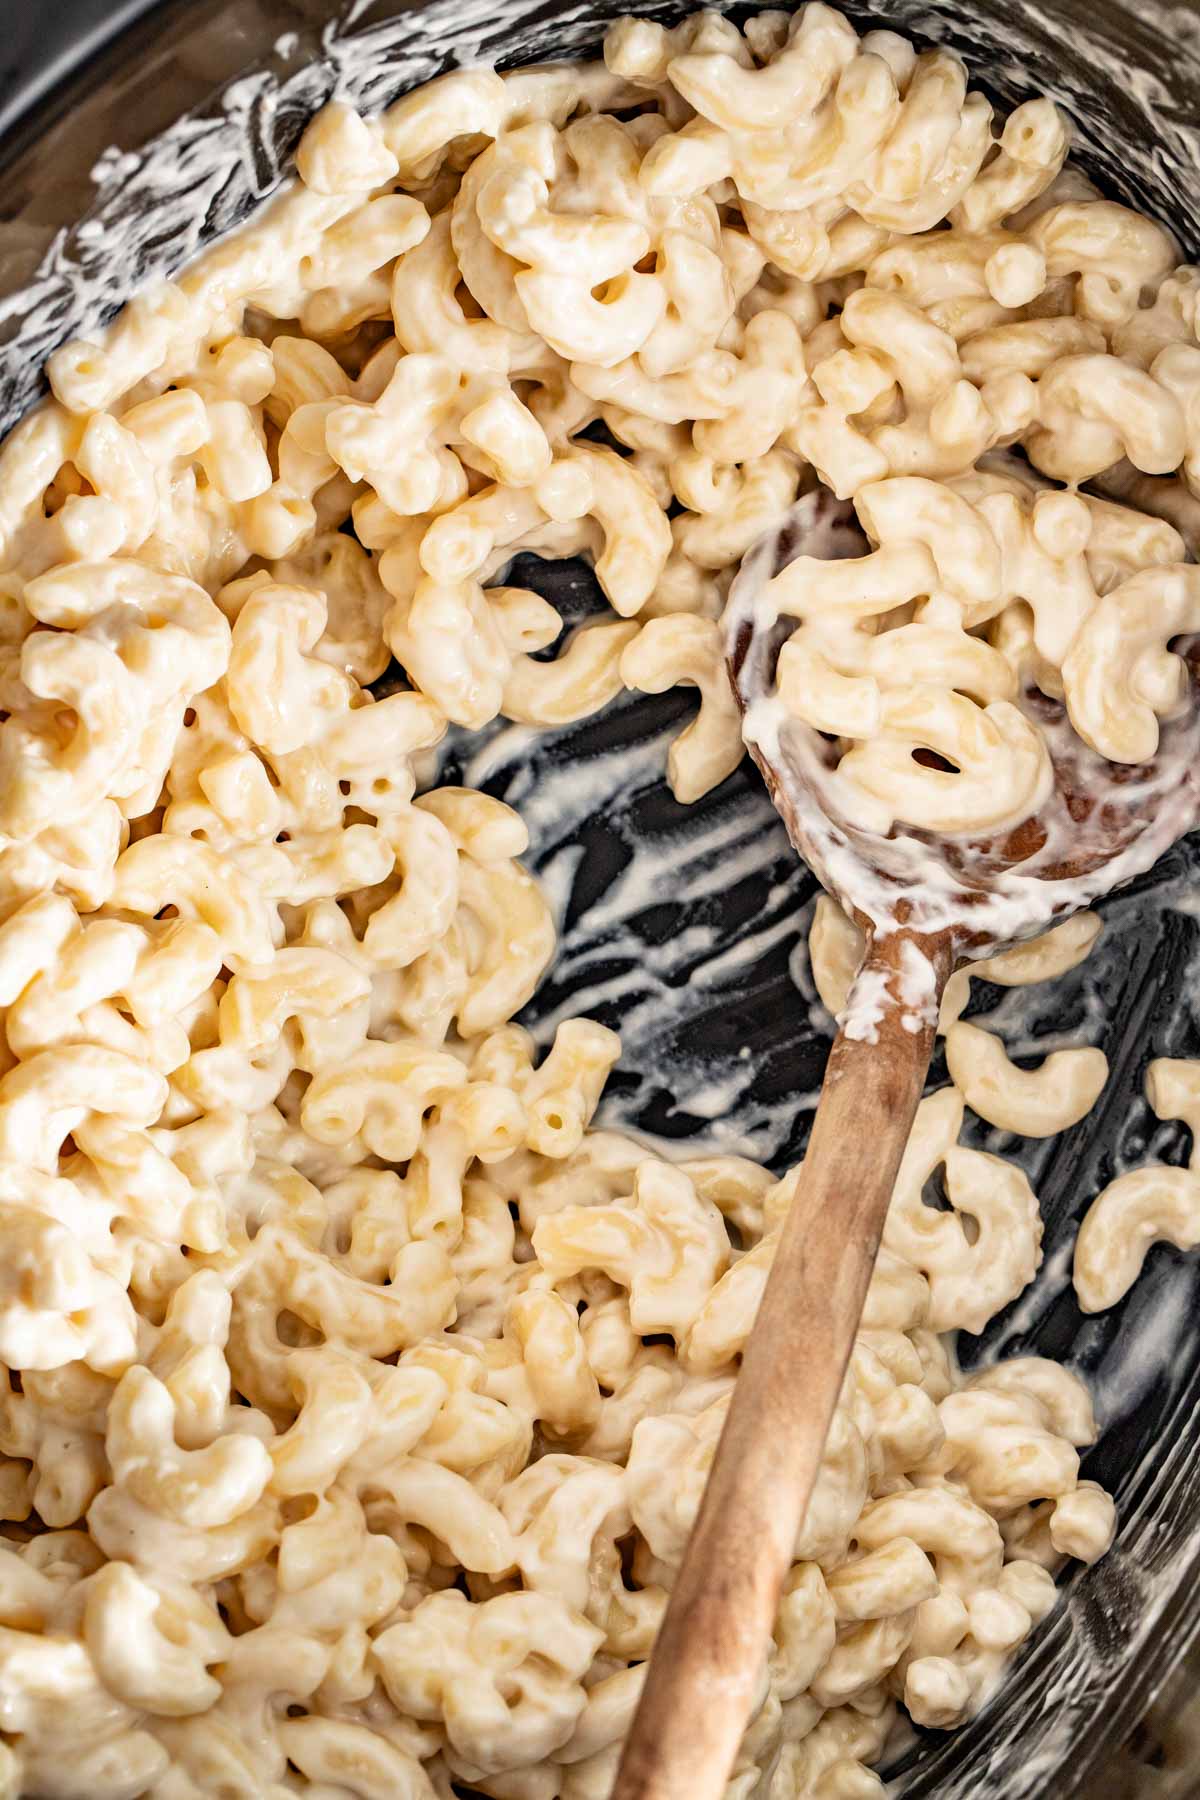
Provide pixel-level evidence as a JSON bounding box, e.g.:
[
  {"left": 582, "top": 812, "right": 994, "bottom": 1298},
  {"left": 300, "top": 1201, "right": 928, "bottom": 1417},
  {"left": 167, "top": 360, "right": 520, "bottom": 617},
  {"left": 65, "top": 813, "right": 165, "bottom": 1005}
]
[{"left": 3, "top": 3, "right": 1200, "bottom": 1796}]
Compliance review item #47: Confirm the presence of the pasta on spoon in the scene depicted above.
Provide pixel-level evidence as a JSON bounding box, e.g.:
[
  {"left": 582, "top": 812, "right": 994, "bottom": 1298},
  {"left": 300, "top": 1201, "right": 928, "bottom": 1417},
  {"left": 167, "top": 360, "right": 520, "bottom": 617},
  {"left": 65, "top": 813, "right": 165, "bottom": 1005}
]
[{"left": 0, "top": 3, "right": 1199, "bottom": 1796}]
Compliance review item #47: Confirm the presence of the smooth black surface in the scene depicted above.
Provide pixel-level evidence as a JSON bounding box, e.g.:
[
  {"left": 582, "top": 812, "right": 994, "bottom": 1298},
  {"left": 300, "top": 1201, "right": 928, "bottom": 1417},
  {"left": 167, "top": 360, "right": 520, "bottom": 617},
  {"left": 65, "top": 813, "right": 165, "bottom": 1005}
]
[
  {"left": 0, "top": 0, "right": 161, "bottom": 142},
  {"left": 3, "top": 4, "right": 1200, "bottom": 1797}
]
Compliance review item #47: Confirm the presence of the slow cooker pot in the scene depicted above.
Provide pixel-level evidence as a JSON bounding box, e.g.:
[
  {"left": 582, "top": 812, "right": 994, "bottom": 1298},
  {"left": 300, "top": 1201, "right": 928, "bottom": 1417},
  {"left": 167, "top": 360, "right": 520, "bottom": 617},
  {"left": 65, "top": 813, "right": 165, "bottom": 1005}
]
[{"left": 4, "top": 3, "right": 1200, "bottom": 1795}]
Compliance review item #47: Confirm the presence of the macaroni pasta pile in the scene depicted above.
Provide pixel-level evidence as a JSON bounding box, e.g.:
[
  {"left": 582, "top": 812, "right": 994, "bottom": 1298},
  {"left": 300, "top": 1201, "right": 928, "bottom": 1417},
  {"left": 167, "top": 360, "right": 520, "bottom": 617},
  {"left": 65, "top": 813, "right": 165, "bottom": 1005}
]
[{"left": 0, "top": 5, "right": 1197, "bottom": 1795}]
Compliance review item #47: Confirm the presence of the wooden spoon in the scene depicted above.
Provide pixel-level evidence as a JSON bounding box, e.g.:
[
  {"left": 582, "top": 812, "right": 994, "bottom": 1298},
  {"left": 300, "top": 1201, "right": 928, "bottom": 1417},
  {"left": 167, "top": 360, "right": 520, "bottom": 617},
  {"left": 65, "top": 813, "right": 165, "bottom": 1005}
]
[{"left": 614, "top": 485, "right": 1200, "bottom": 1800}]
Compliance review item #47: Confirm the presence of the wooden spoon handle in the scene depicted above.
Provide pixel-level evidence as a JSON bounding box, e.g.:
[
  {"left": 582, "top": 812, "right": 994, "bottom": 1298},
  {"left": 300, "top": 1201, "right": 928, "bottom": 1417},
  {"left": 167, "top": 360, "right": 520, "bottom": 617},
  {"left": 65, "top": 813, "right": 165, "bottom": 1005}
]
[{"left": 614, "top": 934, "right": 949, "bottom": 1800}]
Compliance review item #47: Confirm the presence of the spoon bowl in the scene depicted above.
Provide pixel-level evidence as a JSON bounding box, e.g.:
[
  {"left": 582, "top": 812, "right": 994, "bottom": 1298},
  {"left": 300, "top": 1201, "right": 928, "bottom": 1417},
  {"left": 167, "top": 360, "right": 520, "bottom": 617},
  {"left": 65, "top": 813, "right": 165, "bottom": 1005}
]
[{"left": 725, "top": 485, "right": 1200, "bottom": 960}]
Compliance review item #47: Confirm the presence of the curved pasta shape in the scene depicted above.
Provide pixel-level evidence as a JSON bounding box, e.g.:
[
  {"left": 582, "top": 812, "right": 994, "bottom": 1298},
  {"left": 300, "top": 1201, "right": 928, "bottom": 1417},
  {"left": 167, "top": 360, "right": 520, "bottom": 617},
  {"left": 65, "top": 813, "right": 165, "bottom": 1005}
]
[
  {"left": 883, "top": 1089, "right": 1042, "bottom": 1332},
  {"left": 1074, "top": 1166, "right": 1200, "bottom": 1313},
  {"left": 945, "top": 1021, "right": 1108, "bottom": 1137},
  {"left": 503, "top": 619, "right": 639, "bottom": 726},
  {"left": 621, "top": 614, "right": 743, "bottom": 801}
]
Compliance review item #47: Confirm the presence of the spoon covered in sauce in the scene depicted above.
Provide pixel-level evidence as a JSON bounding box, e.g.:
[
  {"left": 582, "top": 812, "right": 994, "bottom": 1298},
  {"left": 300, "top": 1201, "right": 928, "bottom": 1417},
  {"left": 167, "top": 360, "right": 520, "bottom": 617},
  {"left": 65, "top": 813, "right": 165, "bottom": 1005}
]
[{"left": 615, "top": 485, "right": 1200, "bottom": 1800}]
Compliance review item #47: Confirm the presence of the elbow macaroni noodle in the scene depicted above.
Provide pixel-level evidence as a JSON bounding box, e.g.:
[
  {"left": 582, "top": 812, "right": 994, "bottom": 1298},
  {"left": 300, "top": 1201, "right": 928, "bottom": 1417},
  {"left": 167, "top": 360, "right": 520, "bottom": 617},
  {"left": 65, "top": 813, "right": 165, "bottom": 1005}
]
[{"left": 0, "top": 4, "right": 1191, "bottom": 1792}]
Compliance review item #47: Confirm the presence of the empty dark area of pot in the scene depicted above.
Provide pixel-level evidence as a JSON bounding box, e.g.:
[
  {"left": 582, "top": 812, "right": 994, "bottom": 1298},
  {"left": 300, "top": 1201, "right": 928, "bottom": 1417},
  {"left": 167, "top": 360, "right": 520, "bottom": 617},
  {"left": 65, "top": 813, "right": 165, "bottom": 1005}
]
[{"left": 3, "top": 4, "right": 1200, "bottom": 1797}]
